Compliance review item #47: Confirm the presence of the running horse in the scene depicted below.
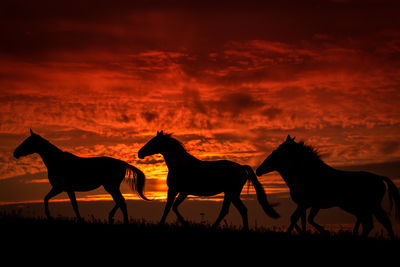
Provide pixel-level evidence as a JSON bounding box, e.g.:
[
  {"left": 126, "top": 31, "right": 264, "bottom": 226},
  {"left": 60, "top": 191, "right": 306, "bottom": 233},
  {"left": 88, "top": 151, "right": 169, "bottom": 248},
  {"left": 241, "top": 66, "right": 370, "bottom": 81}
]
[
  {"left": 256, "top": 135, "right": 400, "bottom": 239},
  {"left": 13, "top": 129, "right": 150, "bottom": 223},
  {"left": 138, "top": 131, "right": 280, "bottom": 230}
]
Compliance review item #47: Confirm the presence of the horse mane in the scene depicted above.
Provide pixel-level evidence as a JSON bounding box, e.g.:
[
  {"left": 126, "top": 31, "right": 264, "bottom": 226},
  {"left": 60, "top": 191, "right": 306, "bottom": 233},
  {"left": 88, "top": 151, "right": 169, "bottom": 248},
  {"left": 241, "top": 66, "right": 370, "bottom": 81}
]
[
  {"left": 160, "top": 132, "right": 187, "bottom": 152},
  {"left": 293, "top": 141, "right": 325, "bottom": 167},
  {"left": 35, "top": 134, "right": 63, "bottom": 154}
]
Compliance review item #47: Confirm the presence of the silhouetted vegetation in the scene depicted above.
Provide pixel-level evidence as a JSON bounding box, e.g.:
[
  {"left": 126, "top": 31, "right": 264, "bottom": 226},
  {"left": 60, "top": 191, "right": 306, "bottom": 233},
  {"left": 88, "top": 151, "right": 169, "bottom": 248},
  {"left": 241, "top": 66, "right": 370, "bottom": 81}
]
[{"left": 1, "top": 212, "right": 398, "bottom": 253}]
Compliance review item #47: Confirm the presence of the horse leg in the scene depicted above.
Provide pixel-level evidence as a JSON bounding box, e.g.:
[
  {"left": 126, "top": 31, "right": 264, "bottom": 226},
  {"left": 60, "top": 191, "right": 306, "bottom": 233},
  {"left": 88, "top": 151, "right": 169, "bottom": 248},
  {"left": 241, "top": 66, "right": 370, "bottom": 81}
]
[
  {"left": 360, "top": 214, "right": 374, "bottom": 238},
  {"left": 108, "top": 204, "right": 119, "bottom": 224},
  {"left": 172, "top": 193, "right": 188, "bottom": 226},
  {"left": 301, "top": 210, "right": 307, "bottom": 232},
  {"left": 67, "top": 191, "right": 82, "bottom": 222},
  {"left": 160, "top": 189, "right": 178, "bottom": 225},
  {"left": 374, "top": 206, "right": 396, "bottom": 240},
  {"left": 44, "top": 187, "right": 62, "bottom": 219},
  {"left": 107, "top": 187, "right": 128, "bottom": 224},
  {"left": 287, "top": 206, "right": 306, "bottom": 234},
  {"left": 308, "top": 207, "right": 328, "bottom": 234},
  {"left": 232, "top": 195, "right": 248, "bottom": 231},
  {"left": 353, "top": 217, "right": 361, "bottom": 236},
  {"left": 212, "top": 194, "right": 232, "bottom": 229}
]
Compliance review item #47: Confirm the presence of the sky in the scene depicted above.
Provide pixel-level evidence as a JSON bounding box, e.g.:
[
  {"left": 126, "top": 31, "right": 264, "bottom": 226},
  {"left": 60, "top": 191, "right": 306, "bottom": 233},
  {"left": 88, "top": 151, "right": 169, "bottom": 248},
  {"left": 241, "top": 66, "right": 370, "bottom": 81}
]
[{"left": 1, "top": 0, "right": 400, "bottom": 211}]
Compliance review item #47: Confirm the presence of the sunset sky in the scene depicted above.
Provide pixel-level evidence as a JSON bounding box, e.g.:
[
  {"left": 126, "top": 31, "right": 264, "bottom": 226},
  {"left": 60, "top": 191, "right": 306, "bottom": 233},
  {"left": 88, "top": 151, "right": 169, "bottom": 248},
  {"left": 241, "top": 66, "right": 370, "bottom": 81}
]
[{"left": 1, "top": 0, "right": 400, "bottom": 207}]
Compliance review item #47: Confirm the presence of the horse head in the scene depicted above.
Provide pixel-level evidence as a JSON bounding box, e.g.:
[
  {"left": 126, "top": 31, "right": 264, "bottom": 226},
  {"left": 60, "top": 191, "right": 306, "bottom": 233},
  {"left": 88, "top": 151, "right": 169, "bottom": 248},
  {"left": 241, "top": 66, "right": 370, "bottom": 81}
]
[
  {"left": 256, "top": 134, "right": 296, "bottom": 176},
  {"left": 13, "top": 129, "right": 43, "bottom": 159},
  {"left": 138, "top": 131, "right": 169, "bottom": 159}
]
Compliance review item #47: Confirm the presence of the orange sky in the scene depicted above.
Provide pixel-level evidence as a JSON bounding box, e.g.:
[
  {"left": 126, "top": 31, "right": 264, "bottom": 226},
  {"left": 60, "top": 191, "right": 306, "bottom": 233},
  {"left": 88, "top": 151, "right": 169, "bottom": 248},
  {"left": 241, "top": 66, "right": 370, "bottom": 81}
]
[{"left": 1, "top": 0, "right": 400, "bottom": 205}]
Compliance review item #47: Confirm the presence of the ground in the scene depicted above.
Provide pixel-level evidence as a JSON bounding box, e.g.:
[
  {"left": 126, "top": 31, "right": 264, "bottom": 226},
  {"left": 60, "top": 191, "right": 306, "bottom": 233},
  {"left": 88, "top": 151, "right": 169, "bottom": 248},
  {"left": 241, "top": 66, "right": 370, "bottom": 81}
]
[{"left": 1, "top": 213, "right": 399, "bottom": 265}]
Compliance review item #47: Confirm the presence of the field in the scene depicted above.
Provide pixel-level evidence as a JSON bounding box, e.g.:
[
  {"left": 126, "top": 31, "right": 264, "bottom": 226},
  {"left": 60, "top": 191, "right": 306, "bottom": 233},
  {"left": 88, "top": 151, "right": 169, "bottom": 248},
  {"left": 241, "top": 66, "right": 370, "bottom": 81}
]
[{"left": 1, "top": 212, "right": 399, "bottom": 264}]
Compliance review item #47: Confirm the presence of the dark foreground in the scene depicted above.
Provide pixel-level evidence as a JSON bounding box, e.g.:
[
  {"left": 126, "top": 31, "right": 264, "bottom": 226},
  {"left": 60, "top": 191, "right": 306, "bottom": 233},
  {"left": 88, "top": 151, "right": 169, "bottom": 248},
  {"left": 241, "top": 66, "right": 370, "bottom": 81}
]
[{"left": 1, "top": 214, "right": 399, "bottom": 264}]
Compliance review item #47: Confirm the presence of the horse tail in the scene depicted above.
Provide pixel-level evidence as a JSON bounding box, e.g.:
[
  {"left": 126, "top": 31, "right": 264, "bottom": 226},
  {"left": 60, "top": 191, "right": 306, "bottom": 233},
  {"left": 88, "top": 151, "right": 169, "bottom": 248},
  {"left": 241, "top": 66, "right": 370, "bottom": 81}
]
[
  {"left": 244, "top": 165, "right": 280, "bottom": 218},
  {"left": 124, "top": 163, "right": 151, "bottom": 201},
  {"left": 382, "top": 176, "right": 400, "bottom": 220}
]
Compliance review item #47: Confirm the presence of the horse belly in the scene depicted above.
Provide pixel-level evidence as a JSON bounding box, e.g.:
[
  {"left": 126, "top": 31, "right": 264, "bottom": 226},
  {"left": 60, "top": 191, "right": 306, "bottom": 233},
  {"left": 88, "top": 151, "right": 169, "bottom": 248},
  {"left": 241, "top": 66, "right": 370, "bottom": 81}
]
[{"left": 49, "top": 163, "right": 123, "bottom": 192}]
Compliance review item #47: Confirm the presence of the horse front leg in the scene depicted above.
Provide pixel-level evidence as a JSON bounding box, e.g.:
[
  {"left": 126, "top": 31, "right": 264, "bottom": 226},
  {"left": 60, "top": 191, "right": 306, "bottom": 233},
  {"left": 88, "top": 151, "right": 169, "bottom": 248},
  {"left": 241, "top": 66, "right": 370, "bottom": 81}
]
[
  {"left": 173, "top": 193, "right": 188, "bottom": 226},
  {"left": 159, "top": 189, "right": 178, "bottom": 225},
  {"left": 308, "top": 207, "right": 329, "bottom": 235},
  {"left": 44, "top": 187, "right": 62, "bottom": 220},
  {"left": 67, "top": 191, "right": 83, "bottom": 222},
  {"left": 287, "top": 205, "right": 306, "bottom": 234}
]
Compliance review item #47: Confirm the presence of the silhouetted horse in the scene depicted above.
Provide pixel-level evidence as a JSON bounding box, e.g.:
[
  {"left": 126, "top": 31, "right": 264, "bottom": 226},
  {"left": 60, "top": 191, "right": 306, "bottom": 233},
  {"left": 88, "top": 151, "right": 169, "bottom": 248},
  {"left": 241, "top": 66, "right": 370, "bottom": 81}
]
[
  {"left": 13, "top": 129, "right": 149, "bottom": 224},
  {"left": 138, "top": 131, "right": 279, "bottom": 229},
  {"left": 256, "top": 135, "right": 400, "bottom": 239}
]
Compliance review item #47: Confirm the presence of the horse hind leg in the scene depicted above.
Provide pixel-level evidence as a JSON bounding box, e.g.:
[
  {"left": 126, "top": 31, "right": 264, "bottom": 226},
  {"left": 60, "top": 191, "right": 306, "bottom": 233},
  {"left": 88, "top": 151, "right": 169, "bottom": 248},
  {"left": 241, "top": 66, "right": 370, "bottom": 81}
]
[
  {"left": 108, "top": 204, "right": 119, "bottom": 224},
  {"left": 106, "top": 187, "right": 128, "bottom": 224},
  {"left": 360, "top": 214, "right": 374, "bottom": 238},
  {"left": 212, "top": 194, "right": 232, "bottom": 229},
  {"left": 232, "top": 195, "right": 248, "bottom": 230},
  {"left": 353, "top": 217, "right": 361, "bottom": 236},
  {"left": 374, "top": 206, "right": 396, "bottom": 240}
]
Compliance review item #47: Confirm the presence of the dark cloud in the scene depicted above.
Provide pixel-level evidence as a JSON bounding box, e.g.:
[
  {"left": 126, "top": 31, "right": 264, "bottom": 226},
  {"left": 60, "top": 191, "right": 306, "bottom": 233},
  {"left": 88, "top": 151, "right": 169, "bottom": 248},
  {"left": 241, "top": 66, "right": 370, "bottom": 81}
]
[
  {"left": 116, "top": 113, "right": 131, "bottom": 123},
  {"left": 141, "top": 111, "right": 159, "bottom": 123},
  {"left": 182, "top": 87, "right": 207, "bottom": 115},
  {"left": 378, "top": 140, "right": 400, "bottom": 155},
  {"left": 262, "top": 107, "right": 283, "bottom": 120},
  {"left": 215, "top": 92, "right": 263, "bottom": 116},
  {"left": 2, "top": 0, "right": 400, "bottom": 61}
]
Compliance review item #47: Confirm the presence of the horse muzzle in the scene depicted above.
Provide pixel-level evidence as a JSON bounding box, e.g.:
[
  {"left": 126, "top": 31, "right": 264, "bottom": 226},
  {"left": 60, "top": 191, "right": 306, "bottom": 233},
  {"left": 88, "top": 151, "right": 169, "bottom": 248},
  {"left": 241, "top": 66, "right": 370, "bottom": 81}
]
[
  {"left": 138, "top": 150, "right": 145, "bottom": 159},
  {"left": 256, "top": 167, "right": 271, "bottom": 176},
  {"left": 13, "top": 150, "right": 20, "bottom": 159}
]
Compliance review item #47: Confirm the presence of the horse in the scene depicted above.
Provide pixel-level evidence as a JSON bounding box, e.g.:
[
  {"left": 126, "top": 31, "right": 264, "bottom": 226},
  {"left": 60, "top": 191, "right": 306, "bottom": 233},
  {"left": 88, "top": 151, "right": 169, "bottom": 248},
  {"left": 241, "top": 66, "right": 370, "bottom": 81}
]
[
  {"left": 138, "top": 131, "right": 279, "bottom": 230},
  {"left": 13, "top": 129, "right": 150, "bottom": 224},
  {"left": 256, "top": 135, "right": 400, "bottom": 239}
]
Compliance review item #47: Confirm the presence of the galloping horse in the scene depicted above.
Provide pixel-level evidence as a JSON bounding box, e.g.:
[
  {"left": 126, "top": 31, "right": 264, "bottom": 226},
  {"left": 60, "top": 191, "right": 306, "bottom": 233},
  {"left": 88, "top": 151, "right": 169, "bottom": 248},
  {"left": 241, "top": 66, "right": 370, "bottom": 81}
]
[
  {"left": 13, "top": 129, "right": 149, "bottom": 223},
  {"left": 138, "top": 131, "right": 279, "bottom": 230},
  {"left": 256, "top": 135, "right": 400, "bottom": 239}
]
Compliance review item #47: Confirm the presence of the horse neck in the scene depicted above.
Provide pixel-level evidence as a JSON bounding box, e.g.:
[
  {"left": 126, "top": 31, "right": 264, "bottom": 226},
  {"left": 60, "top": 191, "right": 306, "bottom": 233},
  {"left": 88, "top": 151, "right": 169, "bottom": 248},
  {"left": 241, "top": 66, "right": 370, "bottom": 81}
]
[
  {"left": 36, "top": 140, "right": 63, "bottom": 169},
  {"left": 162, "top": 149, "right": 198, "bottom": 171},
  {"left": 277, "top": 156, "right": 330, "bottom": 188}
]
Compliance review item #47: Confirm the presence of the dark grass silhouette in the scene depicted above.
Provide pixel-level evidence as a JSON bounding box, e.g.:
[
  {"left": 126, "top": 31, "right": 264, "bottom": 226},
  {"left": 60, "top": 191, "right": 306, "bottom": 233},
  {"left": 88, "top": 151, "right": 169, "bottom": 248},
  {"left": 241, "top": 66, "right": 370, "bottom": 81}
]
[
  {"left": 256, "top": 135, "right": 400, "bottom": 240},
  {"left": 138, "top": 131, "right": 279, "bottom": 230},
  {"left": 1, "top": 212, "right": 399, "bottom": 259},
  {"left": 13, "top": 129, "right": 150, "bottom": 224}
]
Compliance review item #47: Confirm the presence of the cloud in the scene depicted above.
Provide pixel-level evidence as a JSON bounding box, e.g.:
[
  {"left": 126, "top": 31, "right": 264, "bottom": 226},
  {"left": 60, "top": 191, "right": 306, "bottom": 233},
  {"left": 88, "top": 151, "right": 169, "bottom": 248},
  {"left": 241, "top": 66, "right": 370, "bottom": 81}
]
[
  {"left": 2, "top": 0, "right": 400, "bottom": 201},
  {"left": 378, "top": 140, "right": 400, "bottom": 155}
]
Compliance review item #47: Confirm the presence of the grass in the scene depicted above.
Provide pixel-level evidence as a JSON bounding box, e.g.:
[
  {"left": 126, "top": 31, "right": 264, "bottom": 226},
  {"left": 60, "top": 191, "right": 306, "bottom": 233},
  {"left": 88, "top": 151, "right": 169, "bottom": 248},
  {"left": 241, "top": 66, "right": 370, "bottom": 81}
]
[{"left": 0, "top": 212, "right": 399, "bottom": 262}]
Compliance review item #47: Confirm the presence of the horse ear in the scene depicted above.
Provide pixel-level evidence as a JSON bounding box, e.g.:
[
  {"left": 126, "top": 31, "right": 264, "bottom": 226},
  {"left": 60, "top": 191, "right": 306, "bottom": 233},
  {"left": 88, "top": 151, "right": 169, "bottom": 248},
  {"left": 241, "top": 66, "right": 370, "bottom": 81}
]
[
  {"left": 292, "top": 136, "right": 296, "bottom": 141},
  {"left": 30, "top": 128, "right": 34, "bottom": 135},
  {"left": 286, "top": 134, "right": 291, "bottom": 141},
  {"left": 160, "top": 130, "right": 164, "bottom": 135}
]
